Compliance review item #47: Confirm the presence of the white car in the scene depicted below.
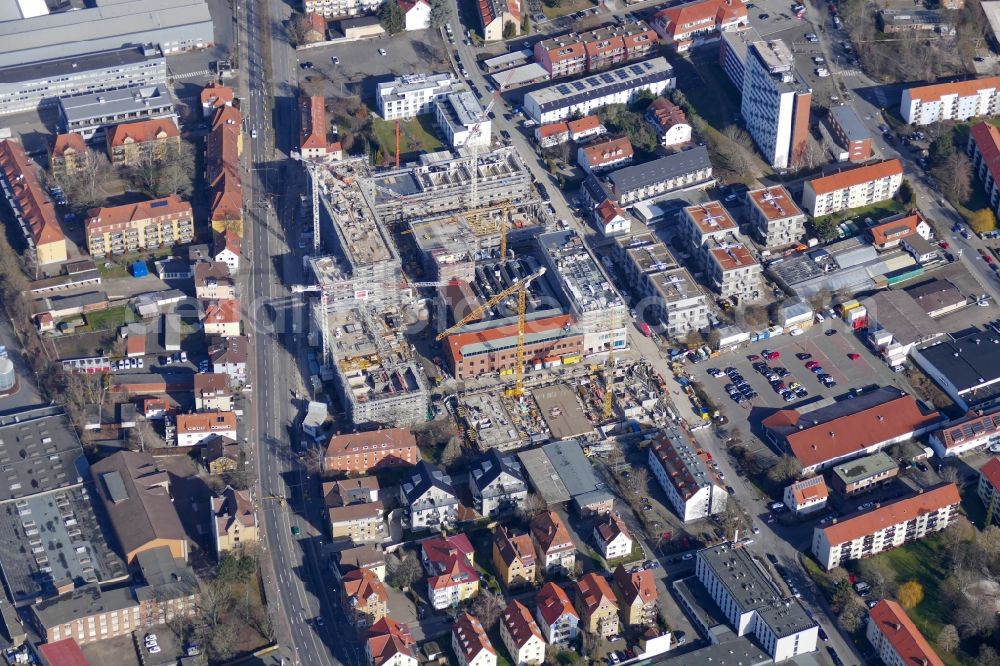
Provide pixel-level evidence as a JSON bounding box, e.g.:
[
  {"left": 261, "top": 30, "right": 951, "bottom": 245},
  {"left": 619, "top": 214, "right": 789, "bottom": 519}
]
[
  {"left": 378, "top": 48, "right": 387, "bottom": 56},
  {"left": 148, "top": 645, "right": 161, "bottom": 654},
  {"left": 145, "top": 634, "right": 158, "bottom": 644},
  {"left": 789, "top": 326, "right": 803, "bottom": 336},
  {"left": 250, "top": 129, "right": 257, "bottom": 139},
  {"left": 815, "top": 67, "right": 830, "bottom": 77},
  {"left": 137, "top": 358, "right": 144, "bottom": 369}
]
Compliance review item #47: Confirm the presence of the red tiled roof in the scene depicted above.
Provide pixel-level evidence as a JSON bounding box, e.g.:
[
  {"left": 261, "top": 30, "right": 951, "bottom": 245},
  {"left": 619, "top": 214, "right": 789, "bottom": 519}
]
[
  {"left": 51, "top": 132, "right": 86, "bottom": 158},
  {"left": 176, "top": 411, "right": 237, "bottom": 435},
  {"left": 789, "top": 476, "right": 828, "bottom": 506},
  {"left": 869, "top": 212, "right": 924, "bottom": 246},
  {"left": 200, "top": 82, "right": 235, "bottom": 109},
  {"left": 654, "top": 0, "right": 747, "bottom": 39},
  {"left": 39, "top": 639, "right": 90, "bottom": 666},
  {"left": 575, "top": 572, "right": 616, "bottom": 615},
  {"left": 536, "top": 582, "right": 578, "bottom": 626},
  {"left": 538, "top": 121, "right": 570, "bottom": 138},
  {"left": 747, "top": 186, "right": 802, "bottom": 220},
  {"left": 646, "top": 97, "right": 688, "bottom": 130},
  {"left": 367, "top": 617, "right": 415, "bottom": 666},
  {"left": 453, "top": 612, "right": 495, "bottom": 662},
  {"left": 905, "top": 76, "right": 1000, "bottom": 106},
  {"left": 326, "top": 428, "right": 417, "bottom": 456},
  {"left": 215, "top": 229, "right": 241, "bottom": 256},
  {"left": 868, "top": 600, "right": 945, "bottom": 666},
  {"left": 981, "top": 457, "right": 1000, "bottom": 492},
  {"left": 685, "top": 201, "right": 737, "bottom": 234},
  {"left": 763, "top": 392, "right": 939, "bottom": 469},
  {"left": 613, "top": 564, "right": 657, "bottom": 606},
  {"left": 501, "top": 599, "right": 543, "bottom": 649},
  {"left": 85, "top": 195, "right": 191, "bottom": 235},
  {"left": 398, "top": 0, "right": 429, "bottom": 11},
  {"left": 344, "top": 567, "right": 388, "bottom": 606},
  {"left": 820, "top": 484, "right": 959, "bottom": 546},
  {"left": 494, "top": 525, "right": 535, "bottom": 568},
  {"left": 0, "top": 139, "right": 65, "bottom": 247},
  {"left": 204, "top": 299, "right": 241, "bottom": 325},
  {"left": 971, "top": 122, "right": 1000, "bottom": 187},
  {"left": 595, "top": 512, "right": 631, "bottom": 547},
  {"left": 300, "top": 95, "right": 327, "bottom": 151},
  {"left": 530, "top": 511, "right": 574, "bottom": 555},
  {"left": 581, "top": 136, "right": 634, "bottom": 168},
  {"left": 567, "top": 115, "right": 601, "bottom": 134},
  {"left": 596, "top": 199, "right": 627, "bottom": 227},
  {"left": 106, "top": 118, "right": 179, "bottom": 149},
  {"left": 445, "top": 313, "right": 575, "bottom": 356},
  {"left": 709, "top": 243, "right": 757, "bottom": 270},
  {"left": 807, "top": 159, "right": 902, "bottom": 196}
]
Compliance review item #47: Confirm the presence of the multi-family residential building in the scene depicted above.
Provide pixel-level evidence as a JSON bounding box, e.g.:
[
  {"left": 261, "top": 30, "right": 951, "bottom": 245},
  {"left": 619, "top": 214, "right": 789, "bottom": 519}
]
[
  {"left": 969, "top": 121, "right": 1000, "bottom": 220},
  {"left": 568, "top": 116, "right": 606, "bottom": 142},
  {"left": 530, "top": 511, "right": 576, "bottom": 576},
  {"left": 931, "top": 406, "right": 1000, "bottom": 459},
  {"left": 574, "top": 573, "right": 619, "bottom": 638},
  {"left": 745, "top": 186, "right": 805, "bottom": 248},
  {"left": 535, "top": 121, "right": 571, "bottom": 147},
  {"left": 401, "top": 461, "right": 459, "bottom": 531},
  {"left": 398, "top": 0, "right": 432, "bottom": 30},
  {"left": 867, "top": 211, "right": 931, "bottom": 250},
  {"left": 697, "top": 544, "right": 818, "bottom": 661},
  {"left": 203, "top": 438, "right": 240, "bottom": 474},
  {"left": 652, "top": 0, "right": 748, "bottom": 51},
  {"left": 583, "top": 23, "right": 658, "bottom": 71},
  {"left": 421, "top": 534, "right": 480, "bottom": 609},
  {"left": 900, "top": 76, "right": 1000, "bottom": 125},
  {"left": 493, "top": 526, "right": 537, "bottom": 589},
  {"left": 50, "top": 132, "right": 88, "bottom": 178},
  {"left": 206, "top": 104, "right": 243, "bottom": 236},
  {"left": 535, "top": 583, "right": 579, "bottom": 646},
  {"left": 977, "top": 458, "right": 1000, "bottom": 525},
  {"left": 0, "top": 139, "right": 67, "bottom": 265},
  {"left": 106, "top": 118, "right": 180, "bottom": 166},
  {"left": 582, "top": 146, "right": 713, "bottom": 206},
  {"left": 436, "top": 91, "right": 490, "bottom": 149},
  {"left": 500, "top": 600, "right": 546, "bottom": 666},
  {"left": 533, "top": 36, "right": 587, "bottom": 78},
  {"left": 648, "top": 425, "right": 728, "bottom": 522},
  {"left": 577, "top": 136, "right": 634, "bottom": 174},
  {"left": 209, "top": 335, "right": 248, "bottom": 385},
  {"left": 705, "top": 239, "right": 762, "bottom": 302},
  {"left": 811, "top": 483, "right": 960, "bottom": 569},
  {"left": 58, "top": 84, "right": 176, "bottom": 140},
  {"left": 613, "top": 564, "right": 658, "bottom": 627},
  {"left": 175, "top": 411, "right": 237, "bottom": 447},
  {"left": 594, "top": 199, "right": 631, "bottom": 236},
  {"left": 523, "top": 58, "right": 675, "bottom": 125},
  {"left": 203, "top": 299, "right": 242, "bottom": 338},
  {"left": 324, "top": 428, "right": 419, "bottom": 474},
  {"left": 478, "top": 0, "right": 522, "bottom": 43},
  {"left": 801, "top": 159, "right": 904, "bottom": 217},
  {"left": 762, "top": 386, "right": 940, "bottom": 474},
  {"left": 740, "top": 39, "right": 811, "bottom": 170},
  {"left": 85, "top": 196, "right": 193, "bottom": 257},
  {"left": 300, "top": 95, "right": 331, "bottom": 159},
  {"left": 829, "top": 452, "right": 899, "bottom": 497},
  {"left": 91, "top": 451, "right": 189, "bottom": 565},
  {"left": 366, "top": 617, "right": 418, "bottom": 666},
  {"left": 828, "top": 105, "right": 873, "bottom": 163},
  {"left": 200, "top": 82, "right": 234, "bottom": 118},
  {"left": 340, "top": 544, "right": 387, "bottom": 582},
  {"left": 453, "top": 612, "right": 497, "bottom": 666},
  {"left": 304, "top": 0, "right": 381, "bottom": 18},
  {"left": 469, "top": 450, "right": 527, "bottom": 517},
  {"left": 593, "top": 512, "right": 633, "bottom": 561},
  {"left": 866, "top": 600, "right": 945, "bottom": 666},
  {"left": 782, "top": 477, "right": 828, "bottom": 516},
  {"left": 194, "top": 373, "right": 233, "bottom": 412},
  {"left": 645, "top": 98, "right": 692, "bottom": 147},
  {"left": 343, "top": 567, "right": 389, "bottom": 629},
  {"left": 194, "top": 261, "right": 237, "bottom": 300},
  {"left": 211, "top": 486, "right": 257, "bottom": 555},
  {"left": 325, "top": 477, "right": 386, "bottom": 546},
  {"left": 376, "top": 73, "right": 461, "bottom": 120},
  {"left": 680, "top": 200, "right": 738, "bottom": 255}
]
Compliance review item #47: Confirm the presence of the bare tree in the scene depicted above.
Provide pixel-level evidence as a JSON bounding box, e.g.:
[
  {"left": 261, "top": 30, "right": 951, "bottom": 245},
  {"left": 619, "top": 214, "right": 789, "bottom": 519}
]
[
  {"left": 126, "top": 417, "right": 159, "bottom": 451},
  {"left": 157, "top": 142, "right": 196, "bottom": 198},
  {"left": 837, "top": 596, "right": 867, "bottom": 633},
  {"left": 440, "top": 437, "right": 465, "bottom": 466},
  {"left": 386, "top": 550, "right": 422, "bottom": 590},
  {"left": 933, "top": 153, "right": 972, "bottom": 204},
  {"left": 767, "top": 455, "right": 802, "bottom": 485},
  {"left": 52, "top": 149, "right": 115, "bottom": 214},
  {"left": 937, "top": 624, "right": 959, "bottom": 653},
  {"left": 517, "top": 493, "right": 548, "bottom": 521},
  {"left": 940, "top": 466, "right": 960, "bottom": 485},
  {"left": 955, "top": 596, "right": 999, "bottom": 638},
  {"left": 470, "top": 589, "right": 505, "bottom": 630},
  {"left": 623, "top": 468, "right": 649, "bottom": 499}
]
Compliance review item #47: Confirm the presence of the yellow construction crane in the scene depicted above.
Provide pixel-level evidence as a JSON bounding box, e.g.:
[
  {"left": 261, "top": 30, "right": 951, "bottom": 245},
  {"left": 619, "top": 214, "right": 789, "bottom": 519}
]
[
  {"left": 465, "top": 200, "right": 513, "bottom": 264},
  {"left": 436, "top": 267, "right": 546, "bottom": 398},
  {"left": 603, "top": 349, "right": 614, "bottom": 421}
]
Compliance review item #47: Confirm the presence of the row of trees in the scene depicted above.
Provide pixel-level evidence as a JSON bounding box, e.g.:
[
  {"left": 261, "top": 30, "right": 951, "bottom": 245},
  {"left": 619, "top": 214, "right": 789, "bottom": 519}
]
[{"left": 380, "top": 0, "right": 451, "bottom": 34}]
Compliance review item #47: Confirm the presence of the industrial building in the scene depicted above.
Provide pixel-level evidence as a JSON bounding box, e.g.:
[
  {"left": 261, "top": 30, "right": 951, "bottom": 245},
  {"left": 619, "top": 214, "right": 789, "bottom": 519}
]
[
  {"left": 0, "top": 45, "right": 166, "bottom": 116},
  {"left": 0, "top": 0, "right": 214, "bottom": 69},
  {"left": 58, "top": 83, "right": 176, "bottom": 140},
  {"left": 0, "top": 406, "right": 126, "bottom": 606},
  {"left": 523, "top": 57, "right": 675, "bottom": 125},
  {"left": 518, "top": 440, "right": 614, "bottom": 516},
  {"left": 912, "top": 328, "right": 1000, "bottom": 412},
  {"left": 537, "top": 230, "right": 628, "bottom": 356},
  {"left": 768, "top": 236, "right": 916, "bottom": 298},
  {"left": 696, "top": 544, "right": 818, "bottom": 661},
  {"left": 739, "top": 39, "right": 811, "bottom": 170}
]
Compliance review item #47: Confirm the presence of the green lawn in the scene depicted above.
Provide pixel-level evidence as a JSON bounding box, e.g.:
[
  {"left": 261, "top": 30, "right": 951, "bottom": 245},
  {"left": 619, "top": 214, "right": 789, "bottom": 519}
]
[
  {"left": 84, "top": 305, "right": 138, "bottom": 332},
  {"left": 542, "top": 0, "right": 596, "bottom": 19},
  {"left": 813, "top": 198, "right": 904, "bottom": 227},
  {"left": 373, "top": 116, "right": 444, "bottom": 164}
]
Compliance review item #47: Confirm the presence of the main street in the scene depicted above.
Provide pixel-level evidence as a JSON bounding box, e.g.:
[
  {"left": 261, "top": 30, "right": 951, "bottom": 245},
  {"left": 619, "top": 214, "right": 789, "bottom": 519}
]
[{"left": 239, "top": 0, "right": 342, "bottom": 664}]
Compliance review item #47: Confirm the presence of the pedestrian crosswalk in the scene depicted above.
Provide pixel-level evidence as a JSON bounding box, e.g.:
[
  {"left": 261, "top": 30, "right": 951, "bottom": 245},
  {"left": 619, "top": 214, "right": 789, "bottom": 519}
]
[
  {"left": 169, "top": 69, "right": 212, "bottom": 80},
  {"left": 836, "top": 69, "right": 863, "bottom": 78}
]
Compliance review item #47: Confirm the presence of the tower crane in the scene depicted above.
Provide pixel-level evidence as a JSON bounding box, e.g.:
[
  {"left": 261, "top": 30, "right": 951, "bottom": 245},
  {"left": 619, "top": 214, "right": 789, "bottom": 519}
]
[
  {"left": 464, "top": 68, "right": 516, "bottom": 211},
  {"left": 436, "top": 267, "right": 546, "bottom": 398},
  {"left": 603, "top": 349, "right": 615, "bottom": 421}
]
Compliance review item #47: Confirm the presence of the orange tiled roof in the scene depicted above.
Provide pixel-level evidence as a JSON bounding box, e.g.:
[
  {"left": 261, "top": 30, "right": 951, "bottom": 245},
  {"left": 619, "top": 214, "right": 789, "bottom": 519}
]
[
  {"left": 51, "top": 132, "right": 86, "bottom": 158},
  {"left": 868, "top": 600, "right": 945, "bottom": 666},
  {"left": 685, "top": 201, "right": 737, "bottom": 234},
  {"left": 343, "top": 567, "right": 388, "bottom": 606},
  {"left": 536, "top": 582, "right": 578, "bottom": 625},
  {"left": 581, "top": 137, "right": 634, "bottom": 168},
  {"left": 807, "top": 159, "right": 902, "bottom": 196},
  {"left": 980, "top": 457, "right": 1000, "bottom": 492},
  {"left": 367, "top": 617, "right": 415, "bottom": 666},
  {"left": 107, "top": 118, "right": 179, "bottom": 149},
  {"left": 300, "top": 95, "right": 327, "bottom": 150},
  {"left": 595, "top": 512, "right": 631, "bottom": 547},
  {"left": 613, "top": 564, "right": 657, "bottom": 606},
  {"left": 655, "top": 0, "right": 747, "bottom": 39},
  {"left": 538, "top": 121, "right": 570, "bottom": 138},
  {"left": 869, "top": 212, "right": 924, "bottom": 246},
  {"left": 85, "top": 195, "right": 191, "bottom": 235},
  {"left": 453, "top": 613, "right": 495, "bottom": 662},
  {"left": 501, "top": 600, "right": 543, "bottom": 649},
  {"left": 567, "top": 115, "right": 601, "bottom": 134},
  {"left": 0, "top": 139, "right": 65, "bottom": 247},
  {"left": 531, "top": 511, "right": 574, "bottom": 554},
  {"left": 204, "top": 299, "right": 241, "bottom": 325},
  {"left": 176, "top": 411, "right": 237, "bottom": 435},
  {"left": 819, "top": 483, "right": 959, "bottom": 546},
  {"left": 200, "top": 82, "right": 235, "bottom": 109},
  {"left": 905, "top": 76, "right": 1000, "bottom": 106},
  {"left": 747, "top": 186, "right": 802, "bottom": 220},
  {"left": 971, "top": 122, "right": 1000, "bottom": 186},
  {"left": 709, "top": 243, "right": 757, "bottom": 271},
  {"left": 326, "top": 428, "right": 417, "bottom": 456},
  {"left": 494, "top": 526, "right": 535, "bottom": 568},
  {"left": 789, "top": 476, "right": 828, "bottom": 506},
  {"left": 575, "top": 572, "right": 616, "bottom": 615}
]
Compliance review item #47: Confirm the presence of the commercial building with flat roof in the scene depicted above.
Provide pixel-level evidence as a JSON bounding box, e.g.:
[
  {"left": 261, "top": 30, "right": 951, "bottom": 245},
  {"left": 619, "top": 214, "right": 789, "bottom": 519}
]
[
  {"left": 912, "top": 328, "right": 1000, "bottom": 411},
  {"left": 828, "top": 105, "right": 872, "bottom": 163},
  {"left": 523, "top": 58, "right": 675, "bottom": 125},
  {"left": 812, "top": 484, "right": 960, "bottom": 569},
  {"left": 0, "top": 45, "right": 166, "bottom": 116},
  {"left": 58, "top": 83, "right": 176, "bottom": 140},
  {"left": 829, "top": 452, "right": 899, "bottom": 496},
  {"left": 518, "top": 440, "right": 614, "bottom": 515},
  {"left": 0, "top": 0, "right": 213, "bottom": 69},
  {"left": 696, "top": 543, "right": 818, "bottom": 661}
]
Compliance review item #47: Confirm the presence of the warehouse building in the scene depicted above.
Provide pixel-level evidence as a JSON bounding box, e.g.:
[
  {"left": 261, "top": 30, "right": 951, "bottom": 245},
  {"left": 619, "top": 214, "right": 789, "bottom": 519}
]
[
  {"left": 0, "top": 45, "right": 166, "bottom": 116},
  {"left": 912, "top": 329, "right": 1000, "bottom": 411},
  {"left": 519, "top": 441, "right": 614, "bottom": 516},
  {"left": 0, "top": 0, "right": 214, "bottom": 69}
]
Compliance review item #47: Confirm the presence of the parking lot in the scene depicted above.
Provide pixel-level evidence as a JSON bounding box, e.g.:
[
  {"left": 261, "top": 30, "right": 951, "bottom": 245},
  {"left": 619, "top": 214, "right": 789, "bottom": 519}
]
[{"left": 687, "top": 319, "right": 914, "bottom": 426}]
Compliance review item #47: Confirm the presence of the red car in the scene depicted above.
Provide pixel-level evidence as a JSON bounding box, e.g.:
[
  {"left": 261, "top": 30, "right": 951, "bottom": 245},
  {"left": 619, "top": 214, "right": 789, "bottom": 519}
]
[
  {"left": 805, "top": 360, "right": 821, "bottom": 369},
  {"left": 764, "top": 351, "right": 780, "bottom": 360},
  {"left": 939, "top": 241, "right": 949, "bottom": 249},
  {"left": 748, "top": 354, "right": 761, "bottom": 362},
  {"left": 848, "top": 353, "right": 861, "bottom": 360},
  {"left": 987, "top": 256, "right": 994, "bottom": 264}
]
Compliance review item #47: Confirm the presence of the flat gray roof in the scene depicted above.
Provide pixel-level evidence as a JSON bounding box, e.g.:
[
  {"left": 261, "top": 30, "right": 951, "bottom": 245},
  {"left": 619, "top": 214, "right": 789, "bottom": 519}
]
[
  {"left": 831, "top": 452, "right": 898, "bottom": 485},
  {"left": 830, "top": 105, "right": 869, "bottom": 142},
  {"left": 519, "top": 440, "right": 614, "bottom": 508},
  {"left": 606, "top": 146, "right": 712, "bottom": 195},
  {"left": 531, "top": 384, "right": 594, "bottom": 441},
  {"left": 526, "top": 58, "right": 673, "bottom": 113},
  {"left": 0, "top": 44, "right": 162, "bottom": 85},
  {"left": 918, "top": 329, "right": 1000, "bottom": 392},
  {"left": 60, "top": 83, "right": 173, "bottom": 124},
  {"left": 861, "top": 290, "right": 940, "bottom": 346},
  {"left": 31, "top": 583, "right": 136, "bottom": 627}
]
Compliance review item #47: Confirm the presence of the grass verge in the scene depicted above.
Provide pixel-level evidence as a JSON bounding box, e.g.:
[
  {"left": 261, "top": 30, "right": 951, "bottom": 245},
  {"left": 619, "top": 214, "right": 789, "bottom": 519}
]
[
  {"left": 373, "top": 116, "right": 444, "bottom": 163},
  {"left": 542, "top": 0, "right": 596, "bottom": 19}
]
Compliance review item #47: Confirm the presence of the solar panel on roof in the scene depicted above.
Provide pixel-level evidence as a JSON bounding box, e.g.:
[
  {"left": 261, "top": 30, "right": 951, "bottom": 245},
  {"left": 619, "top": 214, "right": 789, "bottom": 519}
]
[
  {"left": 150, "top": 200, "right": 168, "bottom": 208},
  {"left": 601, "top": 73, "right": 614, "bottom": 83},
  {"left": 616, "top": 70, "right": 629, "bottom": 80},
  {"left": 573, "top": 81, "right": 587, "bottom": 91},
  {"left": 630, "top": 64, "right": 645, "bottom": 75},
  {"left": 556, "top": 84, "right": 571, "bottom": 94}
]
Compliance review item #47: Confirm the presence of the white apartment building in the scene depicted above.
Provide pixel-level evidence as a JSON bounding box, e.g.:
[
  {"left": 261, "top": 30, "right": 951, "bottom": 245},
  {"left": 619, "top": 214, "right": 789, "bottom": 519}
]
[
  {"left": 866, "top": 601, "right": 945, "bottom": 666},
  {"left": 538, "top": 230, "right": 628, "bottom": 356},
  {"left": 304, "top": 0, "right": 381, "bottom": 17},
  {"left": 535, "top": 583, "right": 579, "bottom": 646},
  {"left": 435, "top": 92, "right": 490, "bottom": 149},
  {"left": 647, "top": 269, "right": 709, "bottom": 336},
  {"left": 740, "top": 39, "right": 812, "bottom": 170},
  {"left": 745, "top": 186, "right": 806, "bottom": 248},
  {"left": 801, "top": 159, "right": 903, "bottom": 217},
  {"left": 523, "top": 57, "right": 675, "bottom": 125},
  {"left": 811, "top": 484, "right": 960, "bottom": 569},
  {"left": 377, "top": 73, "right": 462, "bottom": 120},
  {"left": 696, "top": 544, "right": 818, "bottom": 662},
  {"left": 977, "top": 458, "right": 1000, "bottom": 525},
  {"left": 679, "top": 201, "right": 738, "bottom": 256},
  {"left": 969, "top": 121, "right": 1000, "bottom": 221},
  {"left": 400, "top": 461, "right": 458, "bottom": 531},
  {"left": 782, "top": 477, "right": 828, "bottom": 516},
  {"left": 175, "top": 411, "right": 237, "bottom": 447},
  {"left": 705, "top": 239, "right": 762, "bottom": 302},
  {"left": 593, "top": 513, "right": 633, "bottom": 561},
  {"left": 648, "top": 425, "right": 727, "bottom": 522},
  {"left": 900, "top": 76, "right": 1000, "bottom": 125},
  {"left": 929, "top": 408, "right": 1000, "bottom": 458}
]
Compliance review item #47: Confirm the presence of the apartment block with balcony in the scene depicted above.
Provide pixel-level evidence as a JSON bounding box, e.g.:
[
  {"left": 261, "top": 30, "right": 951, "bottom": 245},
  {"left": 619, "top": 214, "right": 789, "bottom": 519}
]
[
  {"left": 574, "top": 573, "right": 619, "bottom": 638},
  {"left": 493, "top": 526, "right": 536, "bottom": 590},
  {"left": 530, "top": 511, "right": 576, "bottom": 576},
  {"left": 811, "top": 484, "right": 960, "bottom": 569},
  {"left": 968, "top": 121, "right": 1000, "bottom": 221},
  {"left": 469, "top": 450, "right": 527, "bottom": 517},
  {"left": 500, "top": 600, "right": 546, "bottom": 666},
  {"left": 453, "top": 612, "right": 497, "bottom": 666},
  {"left": 535, "top": 583, "right": 579, "bottom": 646},
  {"left": 400, "top": 461, "right": 458, "bottom": 531},
  {"left": 343, "top": 567, "right": 389, "bottom": 630},
  {"left": 613, "top": 565, "right": 657, "bottom": 627},
  {"left": 106, "top": 118, "right": 180, "bottom": 167},
  {"left": 376, "top": 73, "right": 462, "bottom": 120},
  {"left": 304, "top": 0, "right": 381, "bottom": 17},
  {"left": 866, "top": 600, "right": 944, "bottom": 666},
  {"left": 648, "top": 425, "right": 727, "bottom": 522},
  {"left": 652, "top": 0, "right": 748, "bottom": 51},
  {"left": 801, "top": 159, "right": 903, "bottom": 217},
  {"left": 324, "top": 428, "right": 419, "bottom": 474},
  {"left": 421, "top": 534, "right": 480, "bottom": 610},
  {"left": 901, "top": 76, "right": 1000, "bottom": 125},
  {"left": 85, "top": 196, "right": 193, "bottom": 257},
  {"left": 745, "top": 186, "right": 805, "bottom": 249},
  {"left": 977, "top": 458, "right": 1000, "bottom": 526},
  {"left": 325, "top": 477, "right": 386, "bottom": 546}
]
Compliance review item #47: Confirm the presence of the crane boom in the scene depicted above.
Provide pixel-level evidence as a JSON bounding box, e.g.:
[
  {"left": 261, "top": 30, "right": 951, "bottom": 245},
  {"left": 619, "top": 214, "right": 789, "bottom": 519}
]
[{"left": 435, "top": 268, "right": 545, "bottom": 341}]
